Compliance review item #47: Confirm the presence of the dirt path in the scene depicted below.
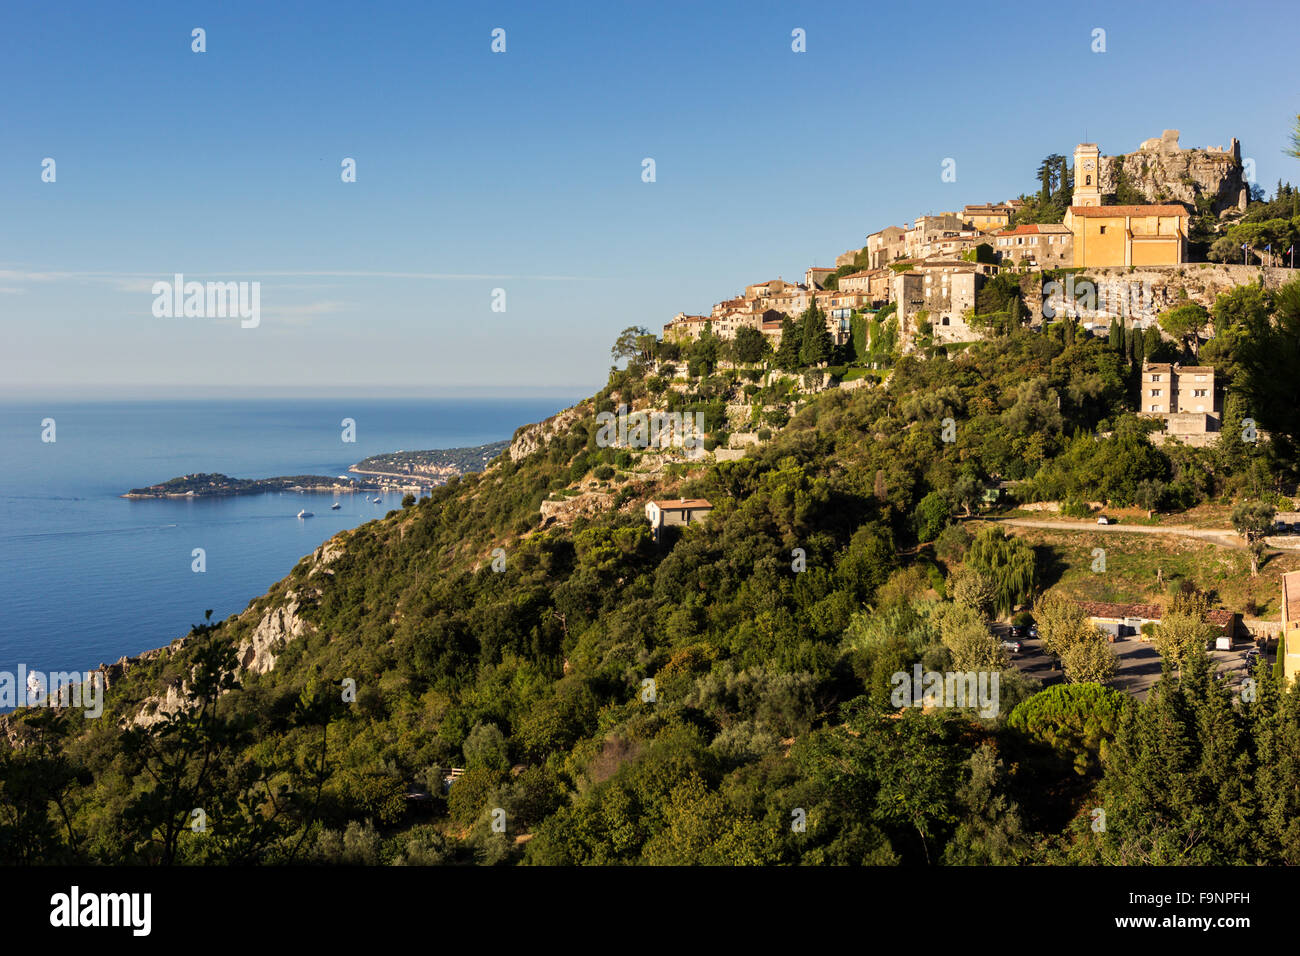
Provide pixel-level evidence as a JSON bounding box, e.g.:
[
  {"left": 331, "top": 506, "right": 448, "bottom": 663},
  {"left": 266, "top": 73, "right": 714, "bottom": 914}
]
[{"left": 993, "top": 517, "right": 1247, "bottom": 550}]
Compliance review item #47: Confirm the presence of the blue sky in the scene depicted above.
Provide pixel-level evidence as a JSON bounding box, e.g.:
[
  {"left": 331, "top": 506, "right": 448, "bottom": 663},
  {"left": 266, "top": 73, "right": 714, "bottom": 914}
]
[{"left": 3, "top": 0, "right": 1298, "bottom": 395}]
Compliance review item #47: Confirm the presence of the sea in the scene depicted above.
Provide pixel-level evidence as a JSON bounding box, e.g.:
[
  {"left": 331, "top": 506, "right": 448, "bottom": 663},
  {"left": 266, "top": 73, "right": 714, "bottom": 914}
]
[{"left": 0, "top": 396, "right": 579, "bottom": 682}]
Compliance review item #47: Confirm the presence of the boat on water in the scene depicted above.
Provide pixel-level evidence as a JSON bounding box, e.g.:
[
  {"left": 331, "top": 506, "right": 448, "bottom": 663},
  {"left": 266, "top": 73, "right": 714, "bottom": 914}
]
[
  {"left": 297, "top": 509, "right": 314, "bottom": 518},
  {"left": 372, "top": 496, "right": 383, "bottom": 503},
  {"left": 330, "top": 502, "right": 342, "bottom": 510}
]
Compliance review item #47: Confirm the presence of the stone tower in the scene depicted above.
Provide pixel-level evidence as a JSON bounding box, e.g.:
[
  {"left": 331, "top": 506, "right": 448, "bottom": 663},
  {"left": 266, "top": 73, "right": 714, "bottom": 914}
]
[{"left": 1073, "top": 143, "right": 1101, "bottom": 207}]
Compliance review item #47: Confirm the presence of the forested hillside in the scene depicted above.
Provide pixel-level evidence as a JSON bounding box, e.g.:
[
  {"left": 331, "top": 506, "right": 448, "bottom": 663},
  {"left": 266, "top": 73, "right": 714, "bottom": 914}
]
[{"left": 5, "top": 279, "right": 1300, "bottom": 866}]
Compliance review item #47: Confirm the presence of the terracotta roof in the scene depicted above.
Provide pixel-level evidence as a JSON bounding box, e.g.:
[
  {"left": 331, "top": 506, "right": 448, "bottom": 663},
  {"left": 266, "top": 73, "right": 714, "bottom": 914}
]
[
  {"left": 1078, "top": 601, "right": 1163, "bottom": 620},
  {"left": 1284, "top": 571, "right": 1300, "bottom": 626},
  {"left": 650, "top": 498, "right": 713, "bottom": 510},
  {"left": 1142, "top": 363, "right": 1213, "bottom": 374},
  {"left": 1067, "top": 204, "right": 1190, "bottom": 217},
  {"left": 915, "top": 259, "right": 976, "bottom": 269},
  {"left": 994, "top": 224, "right": 1071, "bottom": 237},
  {"left": 1077, "top": 600, "right": 1236, "bottom": 629}
]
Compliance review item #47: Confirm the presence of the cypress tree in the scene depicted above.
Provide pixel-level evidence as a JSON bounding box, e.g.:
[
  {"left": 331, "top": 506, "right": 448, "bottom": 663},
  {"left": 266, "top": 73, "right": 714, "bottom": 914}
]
[
  {"left": 799, "top": 302, "right": 833, "bottom": 366},
  {"left": 775, "top": 315, "right": 801, "bottom": 371}
]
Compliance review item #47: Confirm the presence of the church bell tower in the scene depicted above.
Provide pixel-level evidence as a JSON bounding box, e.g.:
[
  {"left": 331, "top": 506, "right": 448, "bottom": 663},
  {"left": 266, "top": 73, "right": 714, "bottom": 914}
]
[{"left": 1073, "top": 143, "right": 1101, "bottom": 207}]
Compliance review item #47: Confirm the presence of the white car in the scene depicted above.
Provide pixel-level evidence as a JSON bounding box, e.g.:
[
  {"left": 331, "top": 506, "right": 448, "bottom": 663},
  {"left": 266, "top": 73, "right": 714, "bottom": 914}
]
[{"left": 1096, "top": 516, "right": 1110, "bottom": 525}]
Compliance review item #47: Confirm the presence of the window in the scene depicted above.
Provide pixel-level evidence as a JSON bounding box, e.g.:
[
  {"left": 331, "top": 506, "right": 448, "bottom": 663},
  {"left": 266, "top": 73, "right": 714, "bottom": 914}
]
[
  {"left": 1099, "top": 225, "right": 1107, "bottom": 234},
  {"left": 1150, "top": 389, "right": 1162, "bottom": 397}
]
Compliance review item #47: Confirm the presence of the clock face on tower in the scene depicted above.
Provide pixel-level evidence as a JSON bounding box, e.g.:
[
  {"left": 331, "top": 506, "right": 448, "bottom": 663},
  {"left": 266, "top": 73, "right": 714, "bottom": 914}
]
[{"left": 1084, "top": 160, "right": 1094, "bottom": 170}]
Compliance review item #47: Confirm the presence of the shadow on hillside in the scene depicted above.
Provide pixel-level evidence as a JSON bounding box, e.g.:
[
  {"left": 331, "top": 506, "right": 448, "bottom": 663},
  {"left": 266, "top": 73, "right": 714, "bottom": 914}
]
[{"left": 1034, "top": 543, "right": 1067, "bottom": 591}]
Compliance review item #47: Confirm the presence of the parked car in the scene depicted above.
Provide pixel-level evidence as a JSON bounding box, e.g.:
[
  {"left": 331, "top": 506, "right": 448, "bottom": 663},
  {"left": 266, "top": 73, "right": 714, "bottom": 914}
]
[
  {"left": 1009, "top": 624, "right": 1025, "bottom": 639},
  {"left": 1001, "top": 639, "right": 1022, "bottom": 654},
  {"left": 1096, "top": 516, "right": 1110, "bottom": 525},
  {"left": 1027, "top": 625, "right": 1039, "bottom": 639}
]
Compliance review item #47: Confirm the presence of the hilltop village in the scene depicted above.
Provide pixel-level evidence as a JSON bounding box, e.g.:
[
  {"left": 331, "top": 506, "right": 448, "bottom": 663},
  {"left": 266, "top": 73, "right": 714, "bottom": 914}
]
[
  {"left": 10, "top": 126, "right": 1300, "bottom": 871},
  {"left": 664, "top": 133, "right": 1287, "bottom": 356},
  {"left": 568, "top": 128, "right": 1300, "bottom": 697}
]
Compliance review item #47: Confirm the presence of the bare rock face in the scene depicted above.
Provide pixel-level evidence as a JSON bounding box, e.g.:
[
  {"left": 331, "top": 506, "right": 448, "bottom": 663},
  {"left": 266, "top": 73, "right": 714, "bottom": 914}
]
[
  {"left": 128, "top": 536, "right": 343, "bottom": 726},
  {"left": 508, "top": 402, "right": 591, "bottom": 462},
  {"left": 237, "top": 593, "right": 310, "bottom": 675},
  {"left": 235, "top": 536, "right": 342, "bottom": 674},
  {"left": 539, "top": 491, "right": 615, "bottom": 527},
  {"left": 1100, "top": 130, "right": 1247, "bottom": 216},
  {"left": 133, "top": 683, "right": 189, "bottom": 729}
]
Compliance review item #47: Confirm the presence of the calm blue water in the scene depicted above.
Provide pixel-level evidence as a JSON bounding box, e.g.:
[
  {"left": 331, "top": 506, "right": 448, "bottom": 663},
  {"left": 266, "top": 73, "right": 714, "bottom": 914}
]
[{"left": 0, "top": 398, "right": 576, "bottom": 677}]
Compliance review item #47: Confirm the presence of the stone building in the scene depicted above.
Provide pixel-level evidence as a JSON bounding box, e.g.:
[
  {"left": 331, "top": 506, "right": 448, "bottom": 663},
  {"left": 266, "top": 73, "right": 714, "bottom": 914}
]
[
  {"left": 1064, "top": 203, "right": 1190, "bottom": 268},
  {"left": 805, "top": 266, "right": 836, "bottom": 289},
  {"left": 962, "top": 203, "right": 1012, "bottom": 232},
  {"left": 1283, "top": 571, "right": 1300, "bottom": 686},
  {"left": 1073, "top": 143, "right": 1103, "bottom": 207},
  {"left": 745, "top": 278, "right": 796, "bottom": 299},
  {"left": 836, "top": 267, "right": 892, "bottom": 303},
  {"left": 865, "top": 226, "right": 907, "bottom": 269},
  {"left": 1139, "top": 362, "right": 1219, "bottom": 445},
  {"left": 646, "top": 498, "right": 713, "bottom": 541},
  {"left": 1077, "top": 600, "right": 1238, "bottom": 641},
  {"left": 891, "top": 260, "right": 990, "bottom": 349},
  {"left": 663, "top": 313, "right": 710, "bottom": 343},
  {"left": 1064, "top": 139, "right": 1204, "bottom": 268},
  {"left": 923, "top": 233, "right": 987, "bottom": 260},
  {"left": 990, "top": 223, "right": 1073, "bottom": 267},
  {"left": 905, "top": 214, "right": 966, "bottom": 259}
]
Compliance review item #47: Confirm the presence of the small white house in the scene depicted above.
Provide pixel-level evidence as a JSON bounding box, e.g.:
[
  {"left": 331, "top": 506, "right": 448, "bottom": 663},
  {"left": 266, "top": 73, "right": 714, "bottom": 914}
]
[{"left": 645, "top": 498, "right": 713, "bottom": 540}]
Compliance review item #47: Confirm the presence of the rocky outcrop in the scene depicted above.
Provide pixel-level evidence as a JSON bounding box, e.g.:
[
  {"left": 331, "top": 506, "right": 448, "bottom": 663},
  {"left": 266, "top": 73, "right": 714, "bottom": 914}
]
[
  {"left": 133, "top": 682, "right": 190, "bottom": 729},
  {"left": 127, "top": 537, "right": 343, "bottom": 727},
  {"left": 237, "top": 593, "right": 310, "bottom": 675},
  {"left": 507, "top": 402, "right": 591, "bottom": 462},
  {"left": 539, "top": 491, "right": 615, "bottom": 527},
  {"left": 1038, "top": 264, "right": 1297, "bottom": 326},
  {"left": 1101, "top": 130, "right": 1247, "bottom": 217}
]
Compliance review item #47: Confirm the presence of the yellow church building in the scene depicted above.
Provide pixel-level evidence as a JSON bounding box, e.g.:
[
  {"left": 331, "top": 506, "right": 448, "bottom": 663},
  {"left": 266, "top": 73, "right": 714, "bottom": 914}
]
[
  {"left": 1283, "top": 571, "right": 1300, "bottom": 687},
  {"left": 1063, "top": 143, "right": 1190, "bottom": 268}
]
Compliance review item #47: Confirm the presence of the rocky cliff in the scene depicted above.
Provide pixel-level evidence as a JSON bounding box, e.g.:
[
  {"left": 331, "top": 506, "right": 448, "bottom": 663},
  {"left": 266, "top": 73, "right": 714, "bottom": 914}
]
[
  {"left": 132, "top": 537, "right": 344, "bottom": 727},
  {"left": 1100, "top": 129, "right": 1247, "bottom": 217},
  {"left": 507, "top": 401, "right": 593, "bottom": 462}
]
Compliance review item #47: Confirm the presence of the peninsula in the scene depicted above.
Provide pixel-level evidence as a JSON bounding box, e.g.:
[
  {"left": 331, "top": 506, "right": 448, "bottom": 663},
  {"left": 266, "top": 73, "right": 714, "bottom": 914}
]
[
  {"left": 122, "top": 441, "right": 511, "bottom": 498},
  {"left": 122, "top": 473, "right": 380, "bottom": 499},
  {"left": 347, "top": 440, "right": 509, "bottom": 485}
]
